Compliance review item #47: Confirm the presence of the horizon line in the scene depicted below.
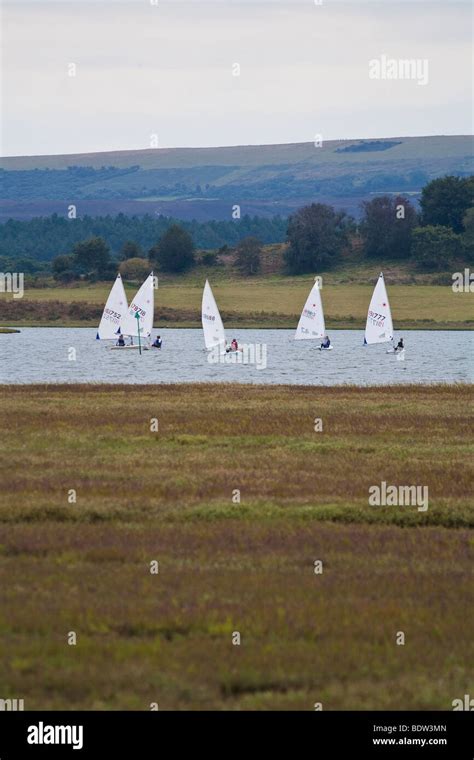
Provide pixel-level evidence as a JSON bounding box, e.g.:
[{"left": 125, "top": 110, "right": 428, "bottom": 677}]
[{"left": 1, "top": 133, "right": 472, "bottom": 162}]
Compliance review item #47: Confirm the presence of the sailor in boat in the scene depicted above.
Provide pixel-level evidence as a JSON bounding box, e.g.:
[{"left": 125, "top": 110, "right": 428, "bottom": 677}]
[
  {"left": 116, "top": 334, "right": 125, "bottom": 347},
  {"left": 152, "top": 335, "right": 162, "bottom": 349},
  {"left": 226, "top": 338, "right": 239, "bottom": 353},
  {"left": 129, "top": 336, "right": 134, "bottom": 346},
  {"left": 394, "top": 337, "right": 404, "bottom": 352},
  {"left": 320, "top": 335, "right": 331, "bottom": 349}
]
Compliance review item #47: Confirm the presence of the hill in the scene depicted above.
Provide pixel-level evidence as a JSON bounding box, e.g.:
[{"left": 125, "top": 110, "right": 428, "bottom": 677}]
[{"left": 1, "top": 135, "right": 472, "bottom": 222}]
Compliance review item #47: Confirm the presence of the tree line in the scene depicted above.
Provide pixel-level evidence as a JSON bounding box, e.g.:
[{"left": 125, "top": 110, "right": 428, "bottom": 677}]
[
  {"left": 1, "top": 175, "right": 472, "bottom": 279},
  {"left": 0, "top": 212, "right": 287, "bottom": 270},
  {"left": 285, "top": 175, "right": 473, "bottom": 274},
  {"left": 50, "top": 225, "right": 264, "bottom": 282}
]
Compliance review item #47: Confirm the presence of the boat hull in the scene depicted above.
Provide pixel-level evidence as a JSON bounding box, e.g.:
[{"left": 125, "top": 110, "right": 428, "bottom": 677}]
[{"left": 110, "top": 345, "right": 149, "bottom": 350}]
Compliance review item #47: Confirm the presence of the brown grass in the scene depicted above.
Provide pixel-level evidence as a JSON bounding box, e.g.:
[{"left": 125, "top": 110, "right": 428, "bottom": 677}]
[
  {"left": 0, "top": 384, "right": 472, "bottom": 709},
  {"left": 1, "top": 277, "right": 472, "bottom": 329}
]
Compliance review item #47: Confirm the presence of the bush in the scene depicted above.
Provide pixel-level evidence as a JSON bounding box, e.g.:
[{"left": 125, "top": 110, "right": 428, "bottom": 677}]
[
  {"left": 57, "top": 270, "right": 76, "bottom": 283},
  {"left": 412, "top": 225, "right": 462, "bottom": 270},
  {"left": 201, "top": 252, "right": 218, "bottom": 266},
  {"left": 119, "top": 240, "right": 143, "bottom": 261},
  {"left": 52, "top": 254, "right": 75, "bottom": 274},
  {"left": 119, "top": 257, "right": 150, "bottom": 281},
  {"left": 234, "top": 237, "right": 262, "bottom": 275}
]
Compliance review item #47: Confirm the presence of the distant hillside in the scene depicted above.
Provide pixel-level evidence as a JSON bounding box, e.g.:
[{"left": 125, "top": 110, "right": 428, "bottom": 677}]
[{"left": 1, "top": 135, "right": 472, "bottom": 221}]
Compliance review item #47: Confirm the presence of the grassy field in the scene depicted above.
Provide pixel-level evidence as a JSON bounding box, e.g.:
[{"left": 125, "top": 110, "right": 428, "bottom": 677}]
[
  {"left": 0, "top": 384, "right": 472, "bottom": 710},
  {"left": 1, "top": 274, "right": 472, "bottom": 329},
  {"left": 1, "top": 135, "right": 469, "bottom": 172}
]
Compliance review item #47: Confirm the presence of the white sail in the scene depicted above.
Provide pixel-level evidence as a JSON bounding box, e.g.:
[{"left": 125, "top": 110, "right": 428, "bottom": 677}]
[
  {"left": 295, "top": 280, "right": 326, "bottom": 340},
  {"left": 202, "top": 279, "right": 226, "bottom": 350},
  {"left": 364, "top": 272, "right": 394, "bottom": 344},
  {"left": 120, "top": 273, "right": 154, "bottom": 339},
  {"left": 96, "top": 273, "right": 128, "bottom": 340}
]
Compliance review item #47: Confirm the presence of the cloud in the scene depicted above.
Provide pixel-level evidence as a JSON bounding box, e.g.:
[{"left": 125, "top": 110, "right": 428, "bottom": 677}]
[{"left": 1, "top": 0, "right": 472, "bottom": 155}]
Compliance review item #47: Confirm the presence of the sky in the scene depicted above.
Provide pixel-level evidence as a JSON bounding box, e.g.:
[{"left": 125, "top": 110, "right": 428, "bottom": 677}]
[{"left": 1, "top": 0, "right": 472, "bottom": 156}]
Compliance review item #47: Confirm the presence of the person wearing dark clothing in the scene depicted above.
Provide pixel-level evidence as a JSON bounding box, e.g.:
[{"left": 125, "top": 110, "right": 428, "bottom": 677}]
[
  {"left": 152, "top": 335, "right": 162, "bottom": 349},
  {"left": 395, "top": 338, "right": 404, "bottom": 351},
  {"left": 117, "top": 334, "right": 125, "bottom": 347}
]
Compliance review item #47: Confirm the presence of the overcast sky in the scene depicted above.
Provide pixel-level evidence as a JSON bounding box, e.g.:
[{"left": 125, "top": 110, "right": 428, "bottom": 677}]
[{"left": 1, "top": 0, "right": 472, "bottom": 156}]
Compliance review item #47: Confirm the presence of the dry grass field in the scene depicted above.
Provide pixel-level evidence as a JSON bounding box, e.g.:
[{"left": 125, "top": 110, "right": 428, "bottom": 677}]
[
  {"left": 1, "top": 276, "right": 472, "bottom": 329},
  {"left": 0, "top": 384, "right": 472, "bottom": 710}
]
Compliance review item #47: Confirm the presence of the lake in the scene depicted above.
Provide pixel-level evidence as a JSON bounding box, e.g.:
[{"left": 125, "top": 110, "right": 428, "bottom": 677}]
[{"left": 0, "top": 328, "right": 472, "bottom": 385}]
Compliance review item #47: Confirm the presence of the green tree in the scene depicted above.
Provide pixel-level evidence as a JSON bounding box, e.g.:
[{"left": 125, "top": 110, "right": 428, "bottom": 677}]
[
  {"left": 149, "top": 225, "right": 195, "bottom": 272},
  {"left": 234, "top": 236, "right": 262, "bottom": 275},
  {"left": 72, "top": 237, "right": 111, "bottom": 278},
  {"left": 0, "top": 213, "right": 288, "bottom": 264},
  {"left": 412, "top": 225, "right": 462, "bottom": 270},
  {"left": 119, "top": 257, "right": 150, "bottom": 281},
  {"left": 420, "top": 176, "right": 474, "bottom": 233},
  {"left": 284, "top": 203, "right": 352, "bottom": 274},
  {"left": 201, "top": 251, "right": 218, "bottom": 266},
  {"left": 119, "top": 240, "right": 143, "bottom": 261},
  {"left": 52, "top": 254, "right": 76, "bottom": 280},
  {"left": 360, "top": 195, "right": 418, "bottom": 259},
  {"left": 15, "top": 257, "right": 43, "bottom": 274},
  {"left": 461, "top": 207, "right": 474, "bottom": 261}
]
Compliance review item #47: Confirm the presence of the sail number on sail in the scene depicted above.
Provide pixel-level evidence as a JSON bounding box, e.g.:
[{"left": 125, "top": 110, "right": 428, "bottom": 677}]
[
  {"left": 129, "top": 305, "right": 147, "bottom": 319},
  {"left": 368, "top": 310, "right": 386, "bottom": 328},
  {"left": 103, "top": 308, "right": 121, "bottom": 325}
]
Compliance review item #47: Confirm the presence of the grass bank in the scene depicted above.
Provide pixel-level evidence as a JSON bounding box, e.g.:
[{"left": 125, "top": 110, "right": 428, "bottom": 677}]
[
  {"left": 0, "top": 384, "right": 472, "bottom": 709},
  {"left": 0, "top": 277, "right": 472, "bottom": 329}
]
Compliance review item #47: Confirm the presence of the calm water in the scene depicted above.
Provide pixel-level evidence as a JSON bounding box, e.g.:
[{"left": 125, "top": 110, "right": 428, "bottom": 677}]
[{"left": 0, "top": 328, "right": 472, "bottom": 385}]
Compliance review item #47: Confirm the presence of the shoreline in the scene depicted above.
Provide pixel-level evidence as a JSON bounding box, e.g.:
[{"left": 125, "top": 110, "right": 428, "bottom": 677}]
[
  {"left": 1, "top": 382, "right": 472, "bottom": 391},
  {"left": 1, "top": 322, "right": 473, "bottom": 331}
]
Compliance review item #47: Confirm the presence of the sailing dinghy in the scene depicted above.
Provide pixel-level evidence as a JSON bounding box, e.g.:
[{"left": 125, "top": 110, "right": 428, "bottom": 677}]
[
  {"left": 111, "top": 272, "right": 154, "bottom": 350},
  {"left": 295, "top": 279, "right": 332, "bottom": 349},
  {"left": 201, "top": 280, "right": 239, "bottom": 354},
  {"left": 364, "top": 272, "right": 402, "bottom": 355},
  {"left": 96, "top": 273, "right": 128, "bottom": 341}
]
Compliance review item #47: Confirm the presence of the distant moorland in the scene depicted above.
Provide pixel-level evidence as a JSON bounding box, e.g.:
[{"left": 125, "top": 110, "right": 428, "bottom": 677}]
[{"left": 1, "top": 135, "right": 472, "bottom": 221}]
